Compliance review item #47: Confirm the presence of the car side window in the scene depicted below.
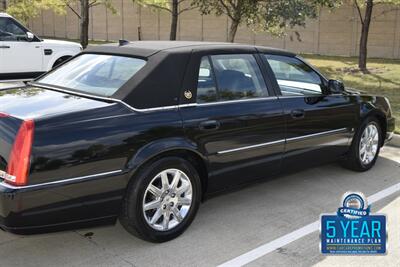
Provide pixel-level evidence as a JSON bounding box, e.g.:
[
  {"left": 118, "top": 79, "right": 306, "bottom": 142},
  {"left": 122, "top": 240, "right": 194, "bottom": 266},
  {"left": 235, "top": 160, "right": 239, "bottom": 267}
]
[
  {"left": 264, "top": 54, "right": 324, "bottom": 96},
  {"left": 211, "top": 54, "right": 268, "bottom": 101},
  {"left": 0, "top": 18, "right": 27, "bottom": 41},
  {"left": 197, "top": 57, "right": 218, "bottom": 103},
  {"left": 196, "top": 54, "right": 268, "bottom": 103}
]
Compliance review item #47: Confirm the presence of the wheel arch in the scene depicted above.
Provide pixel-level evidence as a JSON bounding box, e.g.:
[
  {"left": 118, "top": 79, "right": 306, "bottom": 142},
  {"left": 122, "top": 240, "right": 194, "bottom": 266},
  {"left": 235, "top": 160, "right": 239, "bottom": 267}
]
[
  {"left": 51, "top": 55, "right": 73, "bottom": 69},
  {"left": 360, "top": 107, "right": 387, "bottom": 147},
  {"left": 126, "top": 138, "right": 209, "bottom": 199},
  {"left": 45, "top": 51, "right": 75, "bottom": 70}
]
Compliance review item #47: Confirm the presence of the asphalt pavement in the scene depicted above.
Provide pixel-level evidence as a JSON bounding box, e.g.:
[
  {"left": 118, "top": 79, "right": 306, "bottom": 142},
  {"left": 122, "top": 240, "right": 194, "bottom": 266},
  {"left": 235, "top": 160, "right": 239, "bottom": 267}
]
[{"left": 0, "top": 146, "right": 399, "bottom": 267}]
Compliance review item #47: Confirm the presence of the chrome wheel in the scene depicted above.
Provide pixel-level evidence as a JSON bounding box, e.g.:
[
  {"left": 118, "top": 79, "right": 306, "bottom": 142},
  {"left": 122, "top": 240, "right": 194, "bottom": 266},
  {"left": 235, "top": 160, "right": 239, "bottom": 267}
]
[
  {"left": 142, "top": 168, "right": 193, "bottom": 231},
  {"left": 359, "top": 123, "right": 379, "bottom": 165}
]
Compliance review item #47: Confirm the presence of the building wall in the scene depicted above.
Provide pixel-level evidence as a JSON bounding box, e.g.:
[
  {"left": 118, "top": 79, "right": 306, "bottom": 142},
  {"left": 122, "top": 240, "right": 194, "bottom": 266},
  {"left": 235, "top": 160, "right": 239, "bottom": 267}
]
[{"left": 28, "top": 1, "right": 400, "bottom": 59}]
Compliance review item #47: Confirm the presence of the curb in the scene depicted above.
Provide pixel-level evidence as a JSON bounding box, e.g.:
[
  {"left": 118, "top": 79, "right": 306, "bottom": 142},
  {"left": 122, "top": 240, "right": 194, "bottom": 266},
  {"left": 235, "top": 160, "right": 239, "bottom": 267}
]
[{"left": 389, "top": 134, "right": 400, "bottom": 148}]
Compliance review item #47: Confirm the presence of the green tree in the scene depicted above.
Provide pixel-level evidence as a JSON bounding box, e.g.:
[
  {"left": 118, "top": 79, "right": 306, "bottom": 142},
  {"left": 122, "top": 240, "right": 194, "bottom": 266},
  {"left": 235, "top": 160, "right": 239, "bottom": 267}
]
[
  {"left": 64, "top": 0, "right": 116, "bottom": 48},
  {"left": 1, "top": 0, "right": 7, "bottom": 11},
  {"left": 6, "top": 0, "right": 115, "bottom": 48},
  {"left": 6, "top": 0, "right": 64, "bottom": 23},
  {"left": 353, "top": 0, "right": 400, "bottom": 71},
  {"left": 136, "top": 0, "right": 196, "bottom": 40},
  {"left": 193, "top": 0, "right": 338, "bottom": 43}
]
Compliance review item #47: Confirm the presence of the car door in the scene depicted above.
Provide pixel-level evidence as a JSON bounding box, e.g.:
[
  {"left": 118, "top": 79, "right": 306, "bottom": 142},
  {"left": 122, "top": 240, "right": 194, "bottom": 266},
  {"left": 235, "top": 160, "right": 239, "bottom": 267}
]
[
  {"left": 261, "top": 54, "right": 357, "bottom": 170},
  {"left": 179, "top": 49, "right": 286, "bottom": 193},
  {"left": 0, "top": 17, "right": 42, "bottom": 75}
]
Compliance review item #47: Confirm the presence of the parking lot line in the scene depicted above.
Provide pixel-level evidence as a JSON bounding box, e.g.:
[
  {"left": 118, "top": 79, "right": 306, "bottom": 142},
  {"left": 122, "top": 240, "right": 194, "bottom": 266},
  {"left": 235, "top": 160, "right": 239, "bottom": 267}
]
[{"left": 218, "top": 181, "right": 400, "bottom": 267}]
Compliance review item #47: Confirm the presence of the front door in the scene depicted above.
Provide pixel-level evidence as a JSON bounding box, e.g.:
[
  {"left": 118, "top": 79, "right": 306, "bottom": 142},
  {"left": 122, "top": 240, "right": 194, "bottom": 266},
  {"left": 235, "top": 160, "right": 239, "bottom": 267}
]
[
  {"left": 180, "top": 51, "right": 286, "bottom": 193},
  {"left": 262, "top": 54, "right": 357, "bottom": 170},
  {"left": 0, "top": 17, "right": 42, "bottom": 76}
]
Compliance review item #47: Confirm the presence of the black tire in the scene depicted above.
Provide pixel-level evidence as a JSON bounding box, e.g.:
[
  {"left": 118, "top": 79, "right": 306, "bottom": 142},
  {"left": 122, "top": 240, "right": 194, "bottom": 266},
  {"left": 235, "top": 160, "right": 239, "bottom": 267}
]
[
  {"left": 52, "top": 56, "right": 71, "bottom": 69},
  {"left": 120, "top": 157, "right": 201, "bottom": 242},
  {"left": 342, "top": 117, "right": 382, "bottom": 172}
]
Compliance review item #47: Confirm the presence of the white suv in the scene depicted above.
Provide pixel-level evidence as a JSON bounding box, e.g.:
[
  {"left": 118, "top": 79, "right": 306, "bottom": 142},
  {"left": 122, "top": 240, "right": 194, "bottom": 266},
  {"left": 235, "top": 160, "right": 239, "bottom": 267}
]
[{"left": 0, "top": 13, "right": 82, "bottom": 81}]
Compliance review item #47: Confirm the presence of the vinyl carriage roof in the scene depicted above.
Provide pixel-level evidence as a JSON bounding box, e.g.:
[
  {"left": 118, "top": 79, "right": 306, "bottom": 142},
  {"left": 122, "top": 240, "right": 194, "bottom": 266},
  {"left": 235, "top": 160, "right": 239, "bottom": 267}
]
[
  {"left": 84, "top": 41, "right": 296, "bottom": 58},
  {"left": 82, "top": 41, "right": 296, "bottom": 110}
]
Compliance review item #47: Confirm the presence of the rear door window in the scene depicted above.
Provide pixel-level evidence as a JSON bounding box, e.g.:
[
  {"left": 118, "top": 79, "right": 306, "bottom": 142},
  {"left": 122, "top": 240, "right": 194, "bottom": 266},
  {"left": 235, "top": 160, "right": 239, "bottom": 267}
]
[{"left": 196, "top": 54, "right": 268, "bottom": 103}]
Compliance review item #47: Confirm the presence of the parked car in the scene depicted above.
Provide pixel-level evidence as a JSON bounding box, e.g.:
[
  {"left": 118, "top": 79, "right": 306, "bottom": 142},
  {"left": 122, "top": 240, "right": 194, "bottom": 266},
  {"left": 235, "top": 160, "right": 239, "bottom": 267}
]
[
  {"left": 0, "top": 13, "right": 81, "bottom": 81},
  {"left": 0, "top": 41, "right": 395, "bottom": 242}
]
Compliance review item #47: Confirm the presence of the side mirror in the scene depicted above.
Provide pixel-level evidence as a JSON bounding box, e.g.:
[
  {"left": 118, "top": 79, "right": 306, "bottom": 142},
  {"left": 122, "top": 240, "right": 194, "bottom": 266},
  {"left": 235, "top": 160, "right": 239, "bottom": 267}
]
[
  {"left": 26, "top": 32, "right": 35, "bottom": 42},
  {"left": 328, "top": 79, "right": 345, "bottom": 94}
]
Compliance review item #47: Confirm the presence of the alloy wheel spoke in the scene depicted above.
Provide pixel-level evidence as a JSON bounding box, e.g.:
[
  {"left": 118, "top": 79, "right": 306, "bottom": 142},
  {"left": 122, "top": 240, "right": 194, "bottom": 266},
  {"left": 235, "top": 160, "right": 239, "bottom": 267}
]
[
  {"left": 160, "top": 172, "right": 170, "bottom": 191},
  {"left": 148, "top": 184, "right": 162, "bottom": 198},
  {"left": 150, "top": 208, "right": 163, "bottom": 225},
  {"left": 144, "top": 199, "right": 161, "bottom": 211},
  {"left": 162, "top": 213, "right": 170, "bottom": 230},
  {"left": 360, "top": 145, "right": 366, "bottom": 155},
  {"left": 172, "top": 207, "right": 183, "bottom": 222},
  {"left": 178, "top": 197, "right": 191, "bottom": 206},
  {"left": 362, "top": 150, "right": 367, "bottom": 162},
  {"left": 176, "top": 182, "right": 190, "bottom": 195},
  {"left": 171, "top": 170, "right": 181, "bottom": 190}
]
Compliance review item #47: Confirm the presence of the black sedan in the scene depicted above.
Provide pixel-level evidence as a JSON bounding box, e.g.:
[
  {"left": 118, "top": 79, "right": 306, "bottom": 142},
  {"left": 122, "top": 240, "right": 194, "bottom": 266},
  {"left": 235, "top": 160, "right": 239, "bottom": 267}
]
[{"left": 0, "top": 41, "right": 395, "bottom": 242}]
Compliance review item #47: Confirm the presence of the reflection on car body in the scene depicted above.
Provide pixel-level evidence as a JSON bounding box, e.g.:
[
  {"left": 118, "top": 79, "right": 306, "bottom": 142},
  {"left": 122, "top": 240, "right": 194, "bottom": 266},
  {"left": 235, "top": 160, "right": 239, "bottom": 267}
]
[{"left": 0, "top": 41, "right": 395, "bottom": 243}]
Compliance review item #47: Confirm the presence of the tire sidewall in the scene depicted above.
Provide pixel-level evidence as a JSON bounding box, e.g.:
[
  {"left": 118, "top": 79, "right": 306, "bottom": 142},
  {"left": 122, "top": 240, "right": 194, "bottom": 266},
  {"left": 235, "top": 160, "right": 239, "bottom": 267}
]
[{"left": 123, "top": 157, "right": 201, "bottom": 242}]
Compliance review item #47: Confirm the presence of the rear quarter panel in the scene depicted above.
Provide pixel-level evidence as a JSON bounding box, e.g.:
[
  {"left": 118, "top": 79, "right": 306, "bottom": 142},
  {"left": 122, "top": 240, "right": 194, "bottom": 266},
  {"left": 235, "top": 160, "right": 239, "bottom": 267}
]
[{"left": 29, "top": 105, "right": 185, "bottom": 185}]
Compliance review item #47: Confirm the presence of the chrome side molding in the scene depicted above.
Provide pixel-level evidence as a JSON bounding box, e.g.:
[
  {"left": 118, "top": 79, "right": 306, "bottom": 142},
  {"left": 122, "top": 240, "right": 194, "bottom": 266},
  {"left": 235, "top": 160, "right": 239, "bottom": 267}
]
[
  {"left": 217, "top": 128, "right": 349, "bottom": 155},
  {"left": 0, "top": 170, "right": 124, "bottom": 190}
]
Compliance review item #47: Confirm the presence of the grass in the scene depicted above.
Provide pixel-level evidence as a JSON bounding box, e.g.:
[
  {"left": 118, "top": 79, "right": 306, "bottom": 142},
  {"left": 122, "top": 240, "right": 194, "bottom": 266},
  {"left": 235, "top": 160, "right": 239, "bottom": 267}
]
[{"left": 302, "top": 54, "right": 400, "bottom": 133}]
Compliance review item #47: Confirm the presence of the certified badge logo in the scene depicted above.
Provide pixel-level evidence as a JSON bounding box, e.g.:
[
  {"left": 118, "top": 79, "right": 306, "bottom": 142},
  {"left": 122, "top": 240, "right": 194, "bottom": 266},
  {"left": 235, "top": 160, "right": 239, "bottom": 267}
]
[{"left": 320, "top": 192, "right": 386, "bottom": 255}]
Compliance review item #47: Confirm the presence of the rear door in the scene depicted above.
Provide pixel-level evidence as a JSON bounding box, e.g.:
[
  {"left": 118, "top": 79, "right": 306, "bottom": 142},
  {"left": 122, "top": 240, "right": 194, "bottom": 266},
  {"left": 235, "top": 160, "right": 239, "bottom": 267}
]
[
  {"left": 261, "top": 54, "right": 356, "bottom": 170},
  {"left": 180, "top": 48, "right": 286, "bottom": 193}
]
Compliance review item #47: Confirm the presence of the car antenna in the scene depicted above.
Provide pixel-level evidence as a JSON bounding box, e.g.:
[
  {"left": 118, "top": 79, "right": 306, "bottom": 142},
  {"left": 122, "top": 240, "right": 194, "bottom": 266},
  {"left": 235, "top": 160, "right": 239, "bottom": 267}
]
[{"left": 119, "top": 40, "right": 130, "bottom": 46}]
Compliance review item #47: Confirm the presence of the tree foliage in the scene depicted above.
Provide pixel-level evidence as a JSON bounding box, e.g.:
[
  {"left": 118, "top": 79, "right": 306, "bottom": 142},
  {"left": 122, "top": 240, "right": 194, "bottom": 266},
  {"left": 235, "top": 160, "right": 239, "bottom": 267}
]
[
  {"left": 6, "top": 0, "right": 65, "bottom": 23},
  {"left": 193, "top": 0, "right": 340, "bottom": 42},
  {"left": 135, "top": 0, "right": 196, "bottom": 40},
  {"left": 352, "top": 0, "right": 400, "bottom": 71}
]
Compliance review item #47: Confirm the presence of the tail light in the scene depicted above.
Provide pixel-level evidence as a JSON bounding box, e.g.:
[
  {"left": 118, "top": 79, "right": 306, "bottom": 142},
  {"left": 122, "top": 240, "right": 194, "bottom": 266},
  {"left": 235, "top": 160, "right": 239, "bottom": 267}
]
[{"left": 5, "top": 119, "right": 35, "bottom": 186}]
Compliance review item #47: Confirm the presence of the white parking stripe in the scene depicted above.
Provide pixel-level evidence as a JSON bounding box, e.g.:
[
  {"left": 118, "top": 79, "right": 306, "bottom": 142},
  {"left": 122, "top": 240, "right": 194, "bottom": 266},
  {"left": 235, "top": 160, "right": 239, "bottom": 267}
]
[{"left": 218, "top": 181, "right": 400, "bottom": 267}]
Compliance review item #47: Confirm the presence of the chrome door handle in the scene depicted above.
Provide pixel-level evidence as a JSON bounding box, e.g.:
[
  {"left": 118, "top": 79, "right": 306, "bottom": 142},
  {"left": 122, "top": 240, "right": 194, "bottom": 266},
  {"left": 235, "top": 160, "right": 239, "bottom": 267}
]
[
  {"left": 199, "top": 120, "right": 220, "bottom": 131},
  {"left": 291, "top": 109, "right": 305, "bottom": 119}
]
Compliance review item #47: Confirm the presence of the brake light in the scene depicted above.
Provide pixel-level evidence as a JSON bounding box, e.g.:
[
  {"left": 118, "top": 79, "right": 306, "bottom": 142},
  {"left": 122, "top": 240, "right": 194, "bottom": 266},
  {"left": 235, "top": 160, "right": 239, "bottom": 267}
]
[
  {"left": 5, "top": 119, "right": 35, "bottom": 186},
  {"left": 0, "top": 112, "right": 9, "bottom": 118}
]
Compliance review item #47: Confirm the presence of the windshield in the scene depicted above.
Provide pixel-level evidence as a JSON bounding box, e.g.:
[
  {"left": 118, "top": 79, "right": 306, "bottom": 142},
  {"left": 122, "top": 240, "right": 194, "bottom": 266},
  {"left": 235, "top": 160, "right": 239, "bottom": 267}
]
[{"left": 37, "top": 54, "right": 146, "bottom": 97}]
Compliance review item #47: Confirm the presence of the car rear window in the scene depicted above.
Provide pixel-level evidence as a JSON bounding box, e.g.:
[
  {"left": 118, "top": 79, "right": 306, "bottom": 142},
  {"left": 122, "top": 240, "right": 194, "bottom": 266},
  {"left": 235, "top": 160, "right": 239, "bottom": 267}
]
[{"left": 37, "top": 54, "right": 146, "bottom": 97}]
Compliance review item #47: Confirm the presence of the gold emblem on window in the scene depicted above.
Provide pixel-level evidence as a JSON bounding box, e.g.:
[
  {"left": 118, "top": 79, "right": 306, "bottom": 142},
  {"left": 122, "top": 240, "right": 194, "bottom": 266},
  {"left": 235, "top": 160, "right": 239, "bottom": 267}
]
[{"left": 184, "top": 90, "right": 192, "bottom": 99}]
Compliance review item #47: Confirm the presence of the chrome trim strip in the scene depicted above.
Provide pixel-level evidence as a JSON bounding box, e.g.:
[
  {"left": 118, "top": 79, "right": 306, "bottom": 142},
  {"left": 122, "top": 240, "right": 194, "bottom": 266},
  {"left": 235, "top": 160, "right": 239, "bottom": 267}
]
[
  {"left": 31, "top": 83, "right": 201, "bottom": 112},
  {"left": 0, "top": 170, "right": 123, "bottom": 190},
  {"left": 30, "top": 83, "right": 278, "bottom": 112},
  {"left": 216, "top": 128, "right": 349, "bottom": 155},
  {"left": 195, "top": 96, "right": 278, "bottom": 107},
  {"left": 29, "top": 83, "right": 144, "bottom": 112},
  {"left": 217, "top": 139, "right": 285, "bottom": 155},
  {"left": 286, "top": 128, "right": 348, "bottom": 142}
]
